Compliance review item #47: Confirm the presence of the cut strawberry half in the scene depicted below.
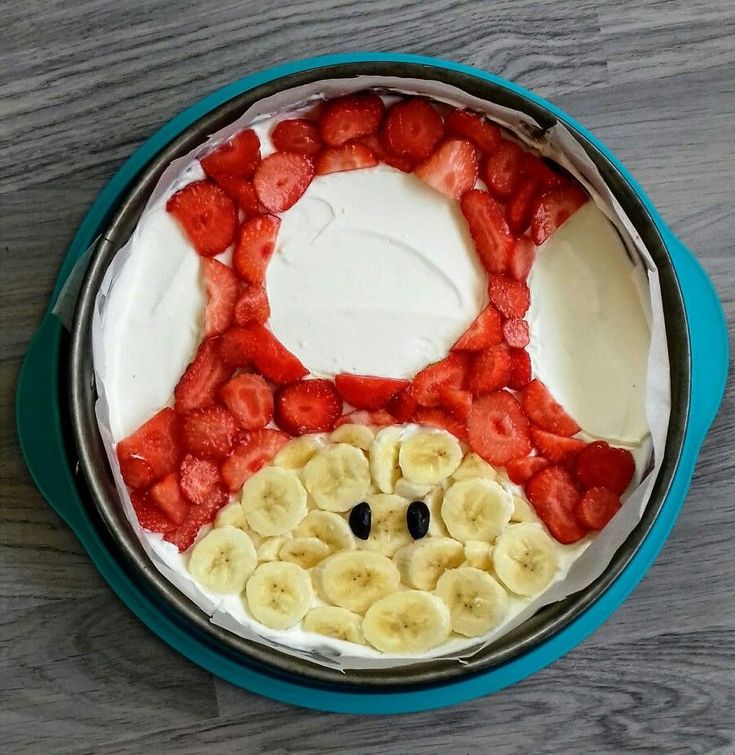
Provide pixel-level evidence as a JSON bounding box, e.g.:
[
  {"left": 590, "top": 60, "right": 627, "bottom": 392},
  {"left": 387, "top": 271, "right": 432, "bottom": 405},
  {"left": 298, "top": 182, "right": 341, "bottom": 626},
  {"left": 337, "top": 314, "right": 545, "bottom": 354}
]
[
  {"left": 178, "top": 454, "right": 224, "bottom": 507},
  {"left": 444, "top": 109, "right": 501, "bottom": 154},
  {"left": 412, "top": 352, "right": 470, "bottom": 406},
  {"left": 220, "top": 429, "right": 290, "bottom": 492},
  {"left": 174, "top": 339, "right": 233, "bottom": 413},
  {"left": 202, "top": 258, "right": 238, "bottom": 338},
  {"left": 363, "top": 133, "right": 415, "bottom": 173},
  {"left": 526, "top": 465, "right": 587, "bottom": 544},
  {"left": 521, "top": 153, "right": 567, "bottom": 190},
  {"left": 504, "top": 455, "right": 549, "bottom": 485},
  {"left": 459, "top": 189, "right": 515, "bottom": 274},
  {"left": 575, "top": 486, "right": 622, "bottom": 530},
  {"left": 575, "top": 440, "right": 636, "bottom": 494},
  {"left": 437, "top": 386, "right": 473, "bottom": 422},
  {"left": 219, "top": 327, "right": 257, "bottom": 368},
  {"left": 412, "top": 406, "right": 467, "bottom": 442},
  {"left": 381, "top": 98, "right": 444, "bottom": 163},
  {"left": 414, "top": 139, "right": 478, "bottom": 200},
  {"left": 530, "top": 184, "right": 588, "bottom": 245},
  {"left": 502, "top": 317, "right": 530, "bottom": 349},
  {"left": 211, "top": 174, "right": 265, "bottom": 218},
  {"left": 508, "top": 236, "right": 536, "bottom": 281},
  {"left": 505, "top": 176, "right": 540, "bottom": 235},
  {"left": 467, "top": 344, "right": 512, "bottom": 396},
  {"left": 246, "top": 324, "right": 308, "bottom": 384},
  {"left": 232, "top": 214, "right": 281, "bottom": 285},
  {"left": 274, "top": 379, "right": 342, "bottom": 436},
  {"left": 164, "top": 495, "right": 226, "bottom": 552},
  {"left": 318, "top": 93, "right": 385, "bottom": 146},
  {"left": 386, "top": 385, "right": 419, "bottom": 423},
  {"left": 130, "top": 490, "right": 176, "bottom": 534},
  {"left": 166, "top": 180, "right": 238, "bottom": 257},
  {"left": 507, "top": 348, "right": 533, "bottom": 390},
  {"left": 149, "top": 473, "right": 189, "bottom": 525},
  {"left": 482, "top": 140, "right": 525, "bottom": 201},
  {"left": 531, "top": 427, "right": 586, "bottom": 465},
  {"left": 233, "top": 285, "right": 270, "bottom": 327},
  {"left": 487, "top": 273, "right": 530, "bottom": 318},
  {"left": 521, "top": 379, "right": 580, "bottom": 436},
  {"left": 253, "top": 151, "right": 314, "bottom": 213},
  {"left": 182, "top": 406, "right": 239, "bottom": 459},
  {"left": 271, "top": 118, "right": 322, "bottom": 156},
  {"left": 334, "top": 410, "right": 395, "bottom": 428},
  {"left": 451, "top": 305, "right": 503, "bottom": 351},
  {"left": 200, "top": 128, "right": 261, "bottom": 180},
  {"left": 220, "top": 373, "right": 273, "bottom": 430},
  {"left": 467, "top": 390, "right": 532, "bottom": 465},
  {"left": 334, "top": 373, "right": 409, "bottom": 411},
  {"left": 315, "top": 142, "right": 378, "bottom": 175}
]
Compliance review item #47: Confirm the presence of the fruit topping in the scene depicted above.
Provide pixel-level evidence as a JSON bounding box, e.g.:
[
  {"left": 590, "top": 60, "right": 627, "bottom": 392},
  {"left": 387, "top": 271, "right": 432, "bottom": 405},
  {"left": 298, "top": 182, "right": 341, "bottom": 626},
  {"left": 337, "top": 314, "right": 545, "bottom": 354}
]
[
  {"left": 505, "top": 176, "right": 539, "bottom": 235},
  {"left": 451, "top": 305, "right": 503, "bottom": 351},
  {"left": 412, "top": 407, "right": 468, "bottom": 442},
  {"left": 412, "top": 352, "right": 470, "bottom": 406},
  {"left": 274, "top": 379, "right": 343, "bottom": 436},
  {"left": 526, "top": 465, "right": 587, "bottom": 543},
  {"left": 130, "top": 490, "right": 176, "bottom": 534},
  {"left": 349, "top": 501, "right": 372, "bottom": 540},
  {"left": 460, "top": 189, "right": 515, "bottom": 274},
  {"left": 444, "top": 109, "right": 501, "bottom": 154},
  {"left": 174, "top": 339, "right": 233, "bottom": 413},
  {"left": 220, "top": 373, "right": 274, "bottom": 430},
  {"left": 406, "top": 500, "right": 431, "bottom": 540},
  {"left": 467, "top": 390, "right": 532, "bottom": 465},
  {"left": 245, "top": 324, "right": 308, "bottom": 384},
  {"left": 178, "top": 454, "right": 224, "bottom": 507},
  {"left": 271, "top": 118, "right": 322, "bottom": 156},
  {"left": 575, "top": 440, "right": 635, "bottom": 494},
  {"left": 315, "top": 142, "right": 378, "bottom": 174},
  {"left": 182, "top": 406, "right": 239, "bottom": 459},
  {"left": 149, "top": 472, "right": 189, "bottom": 525},
  {"left": 482, "top": 140, "right": 525, "bottom": 200},
  {"left": 531, "top": 183, "right": 588, "bottom": 245},
  {"left": 521, "top": 379, "right": 581, "bottom": 437},
  {"left": 575, "top": 487, "right": 622, "bottom": 530},
  {"left": 202, "top": 258, "right": 238, "bottom": 338},
  {"left": 334, "top": 373, "right": 409, "bottom": 411},
  {"left": 318, "top": 93, "right": 385, "bottom": 146},
  {"left": 211, "top": 175, "right": 264, "bottom": 217},
  {"left": 466, "top": 344, "right": 512, "bottom": 396},
  {"left": 504, "top": 455, "right": 550, "bottom": 485},
  {"left": 530, "top": 427, "right": 586, "bottom": 465},
  {"left": 502, "top": 317, "right": 530, "bottom": 349},
  {"left": 200, "top": 129, "right": 261, "bottom": 180},
  {"left": 414, "top": 139, "right": 478, "bottom": 199},
  {"left": 507, "top": 348, "right": 533, "bottom": 390},
  {"left": 487, "top": 273, "right": 530, "bottom": 318},
  {"left": 381, "top": 98, "right": 444, "bottom": 163},
  {"left": 232, "top": 214, "right": 281, "bottom": 285},
  {"left": 233, "top": 284, "right": 270, "bottom": 327},
  {"left": 220, "top": 429, "right": 290, "bottom": 492},
  {"left": 253, "top": 151, "right": 314, "bottom": 213}
]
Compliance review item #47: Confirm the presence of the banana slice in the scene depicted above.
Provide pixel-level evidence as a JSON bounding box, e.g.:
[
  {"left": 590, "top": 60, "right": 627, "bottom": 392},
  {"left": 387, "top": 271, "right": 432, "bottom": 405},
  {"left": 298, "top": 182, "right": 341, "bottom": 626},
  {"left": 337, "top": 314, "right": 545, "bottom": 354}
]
[
  {"left": 362, "top": 590, "right": 451, "bottom": 653},
  {"left": 241, "top": 467, "right": 308, "bottom": 536},
  {"left": 245, "top": 561, "right": 313, "bottom": 630},
  {"left": 464, "top": 540, "right": 493, "bottom": 571},
  {"left": 441, "top": 478, "right": 513, "bottom": 543},
  {"left": 331, "top": 423, "right": 376, "bottom": 451},
  {"left": 188, "top": 526, "right": 257, "bottom": 594},
  {"left": 511, "top": 495, "right": 537, "bottom": 523},
  {"left": 452, "top": 452, "right": 497, "bottom": 481},
  {"left": 293, "top": 510, "right": 355, "bottom": 553},
  {"left": 314, "top": 551, "right": 400, "bottom": 614},
  {"left": 369, "top": 426, "right": 403, "bottom": 494},
  {"left": 303, "top": 444, "right": 371, "bottom": 512},
  {"left": 393, "top": 537, "right": 464, "bottom": 590},
  {"left": 302, "top": 606, "right": 365, "bottom": 645},
  {"left": 358, "top": 493, "right": 412, "bottom": 557},
  {"left": 425, "top": 486, "right": 449, "bottom": 537},
  {"left": 214, "top": 501, "right": 248, "bottom": 530},
  {"left": 257, "top": 536, "right": 287, "bottom": 562},
  {"left": 279, "top": 537, "right": 330, "bottom": 568},
  {"left": 492, "top": 523, "right": 560, "bottom": 596},
  {"left": 399, "top": 430, "right": 462, "bottom": 485},
  {"left": 273, "top": 435, "right": 322, "bottom": 469},
  {"left": 394, "top": 477, "right": 433, "bottom": 500},
  {"left": 435, "top": 567, "right": 509, "bottom": 637}
]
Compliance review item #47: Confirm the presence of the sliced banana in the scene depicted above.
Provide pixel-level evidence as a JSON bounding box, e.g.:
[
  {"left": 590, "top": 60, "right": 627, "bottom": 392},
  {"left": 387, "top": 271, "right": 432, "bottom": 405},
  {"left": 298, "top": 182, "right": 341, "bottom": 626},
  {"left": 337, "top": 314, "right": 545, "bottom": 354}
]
[
  {"left": 245, "top": 561, "right": 313, "bottom": 630},
  {"left": 358, "top": 493, "right": 412, "bottom": 557},
  {"left": 331, "top": 423, "right": 376, "bottom": 451},
  {"left": 435, "top": 567, "right": 509, "bottom": 637},
  {"left": 493, "top": 523, "right": 560, "bottom": 596},
  {"left": 279, "top": 537, "right": 330, "bottom": 568},
  {"left": 425, "top": 486, "right": 449, "bottom": 537},
  {"left": 293, "top": 510, "right": 355, "bottom": 554},
  {"left": 511, "top": 495, "right": 537, "bottom": 523},
  {"left": 273, "top": 435, "right": 322, "bottom": 469},
  {"left": 362, "top": 590, "right": 451, "bottom": 653},
  {"left": 399, "top": 430, "right": 462, "bottom": 485},
  {"left": 187, "top": 526, "right": 257, "bottom": 594},
  {"left": 452, "top": 452, "right": 497, "bottom": 481},
  {"left": 441, "top": 478, "right": 513, "bottom": 543},
  {"left": 369, "top": 426, "right": 403, "bottom": 494},
  {"left": 394, "top": 477, "right": 433, "bottom": 500},
  {"left": 302, "top": 606, "right": 365, "bottom": 645},
  {"left": 314, "top": 551, "right": 401, "bottom": 614},
  {"left": 241, "top": 467, "right": 308, "bottom": 536},
  {"left": 303, "top": 444, "right": 371, "bottom": 512},
  {"left": 464, "top": 540, "right": 493, "bottom": 571},
  {"left": 214, "top": 501, "right": 248, "bottom": 530},
  {"left": 393, "top": 537, "right": 464, "bottom": 590},
  {"left": 257, "top": 536, "right": 287, "bottom": 562}
]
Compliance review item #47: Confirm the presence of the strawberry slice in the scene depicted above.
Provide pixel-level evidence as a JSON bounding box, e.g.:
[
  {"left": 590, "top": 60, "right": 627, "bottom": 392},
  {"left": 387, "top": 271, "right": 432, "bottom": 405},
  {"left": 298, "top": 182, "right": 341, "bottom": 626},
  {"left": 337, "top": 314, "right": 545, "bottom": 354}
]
[
  {"left": 531, "top": 427, "right": 586, "bottom": 465},
  {"left": 182, "top": 406, "right": 239, "bottom": 459},
  {"left": 459, "top": 189, "right": 515, "bottom": 274},
  {"left": 412, "top": 406, "right": 467, "bottom": 442},
  {"left": 334, "top": 410, "right": 395, "bottom": 428},
  {"left": 482, "top": 140, "right": 525, "bottom": 201},
  {"left": 531, "top": 184, "right": 588, "bottom": 245},
  {"left": 164, "top": 485, "right": 229, "bottom": 552},
  {"left": 334, "top": 373, "right": 409, "bottom": 411},
  {"left": 507, "top": 348, "right": 533, "bottom": 389},
  {"left": 437, "top": 386, "right": 473, "bottom": 422},
  {"left": 200, "top": 129, "right": 261, "bottom": 180},
  {"left": 130, "top": 490, "right": 176, "bottom": 534},
  {"left": 444, "top": 109, "right": 501, "bottom": 154},
  {"left": 246, "top": 324, "right": 308, "bottom": 384},
  {"left": 219, "top": 327, "right": 257, "bottom": 368},
  {"left": 174, "top": 339, "right": 233, "bottom": 413},
  {"left": 488, "top": 273, "right": 530, "bottom": 318},
  {"left": 521, "top": 379, "right": 580, "bottom": 436},
  {"left": 318, "top": 93, "right": 385, "bottom": 146},
  {"left": 271, "top": 118, "right": 322, "bottom": 156},
  {"left": 414, "top": 139, "right": 478, "bottom": 199},
  {"left": 315, "top": 142, "right": 378, "bottom": 175},
  {"left": 202, "top": 258, "right": 238, "bottom": 338},
  {"left": 220, "top": 373, "right": 273, "bottom": 430},
  {"left": 508, "top": 236, "right": 536, "bottom": 281},
  {"left": 386, "top": 386, "right": 419, "bottom": 423},
  {"left": 220, "top": 429, "right": 289, "bottom": 492},
  {"left": 253, "top": 151, "right": 314, "bottom": 213},
  {"left": 502, "top": 317, "right": 530, "bottom": 349},
  {"left": 412, "top": 353, "right": 470, "bottom": 406},
  {"left": 178, "top": 454, "right": 225, "bottom": 507},
  {"left": 452, "top": 305, "right": 503, "bottom": 351},
  {"left": 362, "top": 133, "right": 415, "bottom": 173},
  {"left": 467, "top": 344, "right": 512, "bottom": 396},
  {"left": 381, "top": 98, "right": 444, "bottom": 163},
  {"left": 504, "top": 455, "right": 549, "bottom": 485},
  {"left": 166, "top": 180, "right": 237, "bottom": 257},
  {"left": 233, "top": 285, "right": 270, "bottom": 327},
  {"left": 232, "top": 214, "right": 281, "bottom": 285},
  {"left": 116, "top": 408, "right": 181, "bottom": 489},
  {"left": 274, "top": 379, "right": 342, "bottom": 436},
  {"left": 149, "top": 473, "right": 189, "bottom": 525},
  {"left": 575, "top": 440, "right": 635, "bottom": 494},
  {"left": 526, "top": 466, "right": 587, "bottom": 543},
  {"left": 575, "top": 486, "right": 622, "bottom": 530},
  {"left": 211, "top": 174, "right": 265, "bottom": 217},
  {"left": 521, "top": 153, "right": 567, "bottom": 190},
  {"left": 505, "top": 176, "right": 540, "bottom": 235},
  {"left": 467, "top": 389, "right": 532, "bottom": 465}
]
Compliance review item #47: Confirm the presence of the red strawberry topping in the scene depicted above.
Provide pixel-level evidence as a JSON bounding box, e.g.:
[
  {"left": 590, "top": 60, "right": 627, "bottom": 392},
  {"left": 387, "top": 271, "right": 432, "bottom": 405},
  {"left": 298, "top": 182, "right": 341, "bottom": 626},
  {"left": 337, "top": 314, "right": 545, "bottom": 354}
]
[
  {"left": 130, "top": 490, "right": 176, "bottom": 534},
  {"left": 508, "top": 235, "right": 536, "bottom": 281},
  {"left": 521, "top": 379, "right": 580, "bottom": 436},
  {"left": 182, "top": 406, "right": 239, "bottom": 459},
  {"left": 274, "top": 379, "right": 342, "bottom": 436},
  {"left": 414, "top": 139, "right": 478, "bottom": 199},
  {"left": 575, "top": 486, "right": 622, "bottom": 530},
  {"left": 233, "top": 284, "right": 270, "bottom": 327},
  {"left": 220, "top": 373, "right": 273, "bottom": 430},
  {"left": 444, "top": 109, "right": 501, "bottom": 154},
  {"left": 246, "top": 325, "right": 308, "bottom": 384},
  {"left": 452, "top": 305, "right": 503, "bottom": 351},
  {"left": 220, "top": 429, "right": 289, "bottom": 492},
  {"left": 362, "top": 133, "right": 414, "bottom": 173},
  {"left": 386, "top": 386, "right": 419, "bottom": 423},
  {"left": 218, "top": 327, "right": 257, "bottom": 368},
  {"left": 202, "top": 258, "right": 238, "bottom": 338},
  {"left": 253, "top": 151, "right": 314, "bottom": 213},
  {"left": 382, "top": 98, "right": 444, "bottom": 163},
  {"left": 507, "top": 348, "right": 533, "bottom": 389},
  {"left": 530, "top": 184, "right": 588, "bottom": 245},
  {"left": 530, "top": 427, "right": 586, "bottom": 465},
  {"left": 412, "top": 406, "right": 467, "bottom": 441},
  {"left": 412, "top": 353, "right": 470, "bottom": 406},
  {"left": 271, "top": 118, "right": 322, "bottom": 156},
  {"left": 575, "top": 440, "right": 636, "bottom": 494},
  {"left": 178, "top": 454, "right": 225, "bottom": 507},
  {"left": 232, "top": 214, "right": 281, "bottom": 285},
  {"left": 437, "top": 386, "right": 473, "bottom": 422},
  {"left": 502, "top": 317, "right": 530, "bottom": 349},
  {"left": 174, "top": 339, "right": 233, "bottom": 413},
  {"left": 334, "top": 410, "right": 395, "bottom": 428},
  {"left": 149, "top": 473, "right": 189, "bottom": 525},
  {"left": 460, "top": 189, "right": 516, "bottom": 274},
  {"left": 488, "top": 273, "right": 530, "bottom": 318},
  {"left": 521, "top": 153, "right": 567, "bottom": 190},
  {"left": 200, "top": 129, "right": 261, "bottom": 180},
  {"left": 318, "top": 93, "right": 385, "bottom": 147},
  {"left": 315, "top": 142, "right": 378, "bottom": 175},
  {"left": 526, "top": 466, "right": 587, "bottom": 543},
  {"left": 467, "top": 344, "right": 512, "bottom": 396},
  {"left": 334, "top": 373, "right": 409, "bottom": 411},
  {"left": 505, "top": 176, "right": 540, "bottom": 235},
  {"left": 467, "top": 389, "right": 532, "bottom": 465},
  {"left": 482, "top": 140, "right": 525, "bottom": 201},
  {"left": 211, "top": 174, "right": 265, "bottom": 217},
  {"left": 504, "top": 455, "right": 549, "bottom": 485}
]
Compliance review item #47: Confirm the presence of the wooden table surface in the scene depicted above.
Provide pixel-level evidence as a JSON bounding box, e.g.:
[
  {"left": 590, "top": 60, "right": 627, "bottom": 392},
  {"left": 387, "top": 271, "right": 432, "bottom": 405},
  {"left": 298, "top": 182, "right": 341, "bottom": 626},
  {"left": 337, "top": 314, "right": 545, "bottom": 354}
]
[{"left": 2, "top": 1, "right": 734, "bottom": 752}]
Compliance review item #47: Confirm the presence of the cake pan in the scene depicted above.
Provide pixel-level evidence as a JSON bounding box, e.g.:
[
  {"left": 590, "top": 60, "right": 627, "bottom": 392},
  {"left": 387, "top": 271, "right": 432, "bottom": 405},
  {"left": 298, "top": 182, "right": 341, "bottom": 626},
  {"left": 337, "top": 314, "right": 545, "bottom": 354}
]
[{"left": 18, "top": 53, "right": 727, "bottom": 713}]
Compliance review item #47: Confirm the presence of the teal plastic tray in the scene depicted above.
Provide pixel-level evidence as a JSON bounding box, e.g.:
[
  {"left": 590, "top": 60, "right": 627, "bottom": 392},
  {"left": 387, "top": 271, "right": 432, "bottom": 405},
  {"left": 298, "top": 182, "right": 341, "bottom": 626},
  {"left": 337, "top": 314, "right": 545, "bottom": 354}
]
[{"left": 17, "top": 53, "right": 728, "bottom": 714}]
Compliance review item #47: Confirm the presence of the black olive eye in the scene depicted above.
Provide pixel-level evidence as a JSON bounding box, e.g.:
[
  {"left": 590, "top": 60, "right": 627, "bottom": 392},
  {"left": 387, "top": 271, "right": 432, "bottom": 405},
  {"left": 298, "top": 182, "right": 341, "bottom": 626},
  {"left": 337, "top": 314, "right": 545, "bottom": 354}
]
[
  {"left": 406, "top": 500, "right": 430, "bottom": 540},
  {"left": 349, "top": 501, "right": 371, "bottom": 540}
]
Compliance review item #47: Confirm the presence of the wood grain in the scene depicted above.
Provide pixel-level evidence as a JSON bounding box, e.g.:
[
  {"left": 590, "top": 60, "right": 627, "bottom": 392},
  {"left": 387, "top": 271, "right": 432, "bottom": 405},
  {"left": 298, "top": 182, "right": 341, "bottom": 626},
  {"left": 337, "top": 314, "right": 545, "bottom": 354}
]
[{"left": 1, "top": 1, "right": 733, "bottom": 752}]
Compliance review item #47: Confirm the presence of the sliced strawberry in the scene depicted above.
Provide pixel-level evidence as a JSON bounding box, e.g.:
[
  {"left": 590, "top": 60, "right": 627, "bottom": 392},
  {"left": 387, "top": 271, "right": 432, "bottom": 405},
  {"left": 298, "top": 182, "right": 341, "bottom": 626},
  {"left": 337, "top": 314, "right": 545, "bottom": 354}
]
[
  {"left": 521, "top": 153, "right": 567, "bottom": 190},
  {"left": 220, "top": 373, "right": 273, "bottom": 430},
  {"left": 362, "top": 133, "right": 414, "bottom": 173},
  {"left": 576, "top": 486, "right": 622, "bottom": 530},
  {"left": 521, "top": 379, "right": 580, "bottom": 436},
  {"left": 232, "top": 214, "right": 281, "bottom": 285},
  {"left": 233, "top": 285, "right": 270, "bottom": 327},
  {"left": 166, "top": 180, "right": 238, "bottom": 257},
  {"left": 118, "top": 456, "right": 155, "bottom": 491},
  {"left": 459, "top": 189, "right": 515, "bottom": 274},
  {"left": 274, "top": 379, "right": 342, "bottom": 436},
  {"left": 412, "top": 406, "right": 467, "bottom": 442},
  {"left": 444, "top": 109, "right": 501, "bottom": 154},
  {"left": 437, "top": 386, "right": 473, "bottom": 422},
  {"left": 318, "top": 93, "right": 385, "bottom": 146},
  {"left": 507, "top": 348, "right": 533, "bottom": 390},
  {"left": 414, "top": 139, "right": 478, "bottom": 199},
  {"left": 386, "top": 385, "right": 419, "bottom": 423},
  {"left": 412, "top": 353, "right": 470, "bottom": 406},
  {"left": 253, "top": 151, "right": 314, "bottom": 213},
  {"left": 504, "top": 455, "right": 549, "bottom": 485},
  {"left": 149, "top": 473, "right": 189, "bottom": 525},
  {"left": 218, "top": 327, "right": 257, "bottom": 368},
  {"left": 116, "top": 408, "right": 181, "bottom": 488},
  {"left": 201, "top": 128, "right": 261, "bottom": 180},
  {"left": 211, "top": 174, "right": 265, "bottom": 217},
  {"left": 381, "top": 99, "right": 444, "bottom": 163},
  {"left": 467, "top": 390, "right": 532, "bottom": 465},
  {"left": 531, "top": 427, "right": 586, "bottom": 465},
  {"left": 334, "top": 373, "right": 409, "bottom": 411},
  {"left": 164, "top": 485, "right": 229, "bottom": 551},
  {"left": 502, "top": 317, "right": 530, "bottom": 349},
  {"left": 531, "top": 184, "right": 588, "bottom": 245},
  {"left": 315, "top": 142, "right": 378, "bottom": 175},
  {"left": 271, "top": 118, "right": 322, "bottom": 156},
  {"left": 202, "top": 258, "right": 238, "bottom": 338},
  {"left": 488, "top": 273, "right": 530, "bottom": 318},
  {"left": 508, "top": 235, "right": 536, "bottom": 281},
  {"left": 182, "top": 406, "right": 239, "bottom": 459},
  {"left": 526, "top": 465, "right": 587, "bottom": 544},
  {"left": 482, "top": 140, "right": 525, "bottom": 201},
  {"left": 334, "top": 409, "right": 395, "bottom": 428},
  {"left": 505, "top": 176, "right": 540, "bottom": 235},
  {"left": 178, "top": 454, "right": 224, "bottom": 507},
  {"left": 467, "top": 344, "right": 512, "bottom": 396},
  {"left": 246, "top": 324, "right": 308, "bottom": 384},
  {"left": 575, "top": 440, "right": 636, "bottom": 494},
  {"left": 452, "top": 305, "right": 503, "bottom": 351},
  {"left": 174, "top": 339, "right": 233, "bottom": 413},
  {"left": 220, "top": 429, "right": 290, "bottom": 492},
  {"left": 130, "top": 490, "right": 176, "bottom": 534}
]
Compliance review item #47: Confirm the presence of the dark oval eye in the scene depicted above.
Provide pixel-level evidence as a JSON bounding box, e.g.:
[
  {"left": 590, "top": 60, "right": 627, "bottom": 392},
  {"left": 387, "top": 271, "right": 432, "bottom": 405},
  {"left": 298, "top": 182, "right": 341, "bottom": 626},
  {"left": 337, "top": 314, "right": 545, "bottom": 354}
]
[
  {"left": 349, "top": 501, "right": 371, "bottom": 540},
  {"left": 406, "top": 500, "right": 430, "bottom": 539}
]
